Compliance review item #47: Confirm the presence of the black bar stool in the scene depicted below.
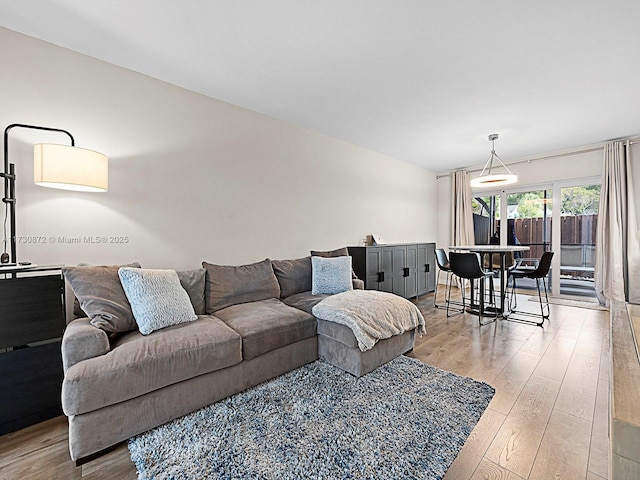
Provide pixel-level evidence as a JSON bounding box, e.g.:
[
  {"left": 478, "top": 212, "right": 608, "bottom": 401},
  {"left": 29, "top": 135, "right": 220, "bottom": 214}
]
[
  {"left": 508, "top": 251, "right": 554, "bottom": 326},
  {"left": 434, "top": 248, "right": 464, "bottom": 316},
  {"left": 449, "top": 252, "right": 498, "bottom": 326}
]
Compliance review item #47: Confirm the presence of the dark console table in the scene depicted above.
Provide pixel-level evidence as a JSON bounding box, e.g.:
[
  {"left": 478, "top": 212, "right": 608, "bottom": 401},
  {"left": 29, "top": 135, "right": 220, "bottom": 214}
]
[
  {"left": 0, "top": 265, "right": 65, "bottom": 435},
  {"left": 348, "top": 243, "right": 436, "bottom": 299}
]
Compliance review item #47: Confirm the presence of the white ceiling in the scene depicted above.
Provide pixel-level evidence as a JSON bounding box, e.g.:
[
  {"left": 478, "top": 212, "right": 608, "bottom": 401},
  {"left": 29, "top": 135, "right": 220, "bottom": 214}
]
[{"left": 1, "top": 0, "right": 639, "bottom": 173}]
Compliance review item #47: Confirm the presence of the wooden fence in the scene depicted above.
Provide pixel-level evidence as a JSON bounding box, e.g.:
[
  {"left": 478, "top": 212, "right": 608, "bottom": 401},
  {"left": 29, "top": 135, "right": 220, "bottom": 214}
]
[
  {"left": 474, "top": 214, "right": 598, "bottom": 262},
  {"left": 513, "top": 214, "right": 597, "bottom": 245}
]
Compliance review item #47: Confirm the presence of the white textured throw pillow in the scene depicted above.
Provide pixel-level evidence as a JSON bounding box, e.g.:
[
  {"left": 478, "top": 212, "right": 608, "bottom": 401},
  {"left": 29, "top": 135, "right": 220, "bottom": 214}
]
[
  {"left": 118, "top": 267, "right": 197, "bottom": 335},
  {"left": 311, "top": 256, "right": 354, "bottom": 295}
]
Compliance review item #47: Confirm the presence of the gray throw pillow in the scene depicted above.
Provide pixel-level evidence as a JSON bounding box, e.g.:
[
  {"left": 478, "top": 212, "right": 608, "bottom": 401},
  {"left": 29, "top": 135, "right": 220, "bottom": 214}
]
[
  {"left": 177, "top": 269, "right": 206, "bottom": 315},
  {"left": 202, "top": 258, "right": 281, "bottom": 313},
  {"left": 118, "top": 268, "right": 197, "bottom": 335},
  {"left": 72, "top": 262, "right": 141, "bottom": 319},
  {"left": 272, "top": 257, "right": 312, "bottom": 298},
  {"left": 64, "top": 263, "right": 141, "bottom": 333},
  {"left": 311, "top": 256, "right": 354, "bottom": 295}
]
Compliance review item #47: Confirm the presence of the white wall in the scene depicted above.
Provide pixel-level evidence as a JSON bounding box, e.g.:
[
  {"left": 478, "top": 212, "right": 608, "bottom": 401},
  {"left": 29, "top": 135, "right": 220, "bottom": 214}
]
[
  {"left": 0, "top": 27, "right": 437, "bottom": 270},
  {"left": 436, "top": 147, "right": 605, "bottom": 250}
]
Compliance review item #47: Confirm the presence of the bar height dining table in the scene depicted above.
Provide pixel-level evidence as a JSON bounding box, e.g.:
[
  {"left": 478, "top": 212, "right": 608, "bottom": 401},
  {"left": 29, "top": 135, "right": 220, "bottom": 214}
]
[{"left": 449, "top": 245, "right": 530, "bottom": 317}]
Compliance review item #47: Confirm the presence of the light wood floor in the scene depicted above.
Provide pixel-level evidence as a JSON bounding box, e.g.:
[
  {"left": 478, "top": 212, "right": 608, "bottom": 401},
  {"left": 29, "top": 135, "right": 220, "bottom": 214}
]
[
  {"left": 0, "top": 290, "right": 609, "bottom": 480},
  {"left": 410, "top": 291, "right": 610, "bottom": 480}
]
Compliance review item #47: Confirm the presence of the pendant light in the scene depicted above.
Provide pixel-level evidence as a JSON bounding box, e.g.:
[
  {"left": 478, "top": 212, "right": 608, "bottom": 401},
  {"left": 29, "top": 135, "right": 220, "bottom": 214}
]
[{"left": 470, "top": 134, "right": 518, "bottom": 188}]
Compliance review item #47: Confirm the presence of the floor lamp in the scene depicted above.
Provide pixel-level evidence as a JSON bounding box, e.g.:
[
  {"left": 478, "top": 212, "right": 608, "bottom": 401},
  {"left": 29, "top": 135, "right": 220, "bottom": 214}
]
[{"left": 1, "top": 123, "right": 108, "bottom": 265}]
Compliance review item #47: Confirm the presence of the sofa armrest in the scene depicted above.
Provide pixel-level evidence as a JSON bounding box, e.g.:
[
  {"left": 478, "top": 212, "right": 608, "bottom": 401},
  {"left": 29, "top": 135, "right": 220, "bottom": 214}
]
[
  {"left": 352, "top": 278, "right": 365, "bottom": 290},
  {"left": 62, "top": 318, "right": 110, "bottom": 371}
]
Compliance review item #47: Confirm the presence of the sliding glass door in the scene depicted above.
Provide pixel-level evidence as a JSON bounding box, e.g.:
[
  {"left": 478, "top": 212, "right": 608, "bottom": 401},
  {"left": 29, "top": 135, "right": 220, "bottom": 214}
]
[
  {"left": 558, "top": 184, "right": 600, "bottom": 296},
  {"left": 471, "top": 177, "right": 600, "bottom": 299}
]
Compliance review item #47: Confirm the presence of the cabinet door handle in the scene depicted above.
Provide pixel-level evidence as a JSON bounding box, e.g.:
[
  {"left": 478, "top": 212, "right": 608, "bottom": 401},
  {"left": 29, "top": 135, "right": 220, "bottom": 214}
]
[
  {"left": 403, "top": 267, "right": 410, "bottom": 277},
  {"left": 377, "top": 272, "right": 385, "bottom": 283},
  {"left": 425, "top": 264, "right": 430, "bottom": 273}
]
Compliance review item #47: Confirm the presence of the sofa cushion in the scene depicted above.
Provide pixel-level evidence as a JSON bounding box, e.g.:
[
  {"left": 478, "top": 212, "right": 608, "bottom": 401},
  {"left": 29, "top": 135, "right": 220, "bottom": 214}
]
[
  {"left": 61, "top": 318, "right": 111, "bottom": 371},
  {"left": 310, "top": 247, "right": 350, "bottom": 258},
  {"left": 215, "top": 298, "right": 316, "bottom": 360},
  {"left": 272, "top": 257, "right": 312, "bottom": 299},
  {"left": 203, "top": 259, "right": 281, "bottom": 313},
  {"left": 62, "top": 315, "right": 242, "bottom": 416},
  {"left": 311, "top": 256, "right": 354, "bottom": 295},
  {"left": 177, "top": 268, "right": 206, "bottom": 315},
  {"left": 64, "top": 263, "right": 141, "bottom": 333},
  {"left": 119, "top": 268, "right": 197, "bottom": 335},
  {"left": 71, "top": 262, "right": 141, "bottom": 321},
  {"left": 317, "top": 318, "right": 359, "bottom": 349},
  {"left": 282, "top": 291, "right": 329, "bottom": 315}
]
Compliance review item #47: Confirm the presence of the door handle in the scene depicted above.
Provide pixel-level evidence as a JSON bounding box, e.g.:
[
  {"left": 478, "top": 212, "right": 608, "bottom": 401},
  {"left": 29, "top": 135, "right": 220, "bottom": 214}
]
[
  {"left": 377, "top": 272, "right": 385, "bottom": 283},
  {"left": 403, "top": 267, "right": 410, "bottom": 277},
  {"left": 425, "top": 264, "right": 430, "bottom": 273}
]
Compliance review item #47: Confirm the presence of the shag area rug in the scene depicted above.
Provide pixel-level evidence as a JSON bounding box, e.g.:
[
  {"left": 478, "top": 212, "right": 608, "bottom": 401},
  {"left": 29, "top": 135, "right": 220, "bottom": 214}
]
[{"left": 128, "top": 356, "right": 494, "bottom": 480}]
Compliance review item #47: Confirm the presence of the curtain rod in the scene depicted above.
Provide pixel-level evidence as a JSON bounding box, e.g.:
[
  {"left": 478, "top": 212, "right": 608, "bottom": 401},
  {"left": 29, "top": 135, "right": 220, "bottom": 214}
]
[{"left": 435, "top": 136, "right": 640, "bottom": 180}]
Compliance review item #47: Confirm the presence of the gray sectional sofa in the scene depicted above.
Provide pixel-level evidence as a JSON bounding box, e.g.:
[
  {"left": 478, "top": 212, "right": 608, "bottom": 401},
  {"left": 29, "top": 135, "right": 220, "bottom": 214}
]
[{"left": 61, "top": 251, "right": 418, "bottom": 463}]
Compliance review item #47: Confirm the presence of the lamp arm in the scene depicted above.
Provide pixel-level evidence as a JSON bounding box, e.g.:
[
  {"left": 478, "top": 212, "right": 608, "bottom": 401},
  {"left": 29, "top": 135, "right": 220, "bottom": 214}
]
[
  {"left": 1, "top": 123, "right": 75, "bottom": 264},
  {"left": 4, "top": 123, "right": 75, "bottom": 179},
  {"left": 3, "top": 123, "right": 75, "bottom": 198}
]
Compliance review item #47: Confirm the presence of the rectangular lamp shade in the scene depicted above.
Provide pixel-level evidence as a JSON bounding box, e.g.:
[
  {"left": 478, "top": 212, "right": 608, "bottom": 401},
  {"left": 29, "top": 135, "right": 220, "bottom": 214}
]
[{"left": 34, "top": 143, "right": 108, "bottom": 192}]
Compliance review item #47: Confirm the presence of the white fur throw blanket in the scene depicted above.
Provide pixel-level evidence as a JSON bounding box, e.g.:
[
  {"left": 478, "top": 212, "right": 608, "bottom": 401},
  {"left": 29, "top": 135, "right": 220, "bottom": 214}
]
[{"left": 312, "top": 290, "right": 426, "bottom": 352}]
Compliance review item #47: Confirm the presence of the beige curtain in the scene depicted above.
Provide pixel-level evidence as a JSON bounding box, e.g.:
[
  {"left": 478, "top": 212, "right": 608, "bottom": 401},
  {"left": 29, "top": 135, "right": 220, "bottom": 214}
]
[
  {"left": 451, "top": 170, "right": 475, "bottom": 246},
  {"left": 595, "top": 141, "right": 640, "bottom": 304}
]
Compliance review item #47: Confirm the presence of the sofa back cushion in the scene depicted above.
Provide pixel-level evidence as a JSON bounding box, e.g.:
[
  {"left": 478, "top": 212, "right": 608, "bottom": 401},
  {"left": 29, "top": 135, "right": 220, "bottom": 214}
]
[
  {"left": 310, "top": 247, "right": 350, "bottom": 258},
  {"left": 63, "top": 263, "right": 141, "bottom": 333},
  {"left": 202, "top": 258, "right": 281, "bottom": 313},
  {"left": 272, "top": 257, "right": 312, "bottom": 299},
  {"left": 177, "top": 268, "right": 206, "bottom": 315},
  {"left": 71, "top": 262, "right": 141, "bottom": 321}
]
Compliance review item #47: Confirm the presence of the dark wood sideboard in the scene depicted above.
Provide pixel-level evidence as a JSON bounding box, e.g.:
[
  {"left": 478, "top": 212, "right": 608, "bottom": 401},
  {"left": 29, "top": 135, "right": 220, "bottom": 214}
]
[
  {"left": 348, "top": 243, "right": 436, "bottom": 299},
  {"left": 0, "top": 266, "right": 65, "bottom": 435}
]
